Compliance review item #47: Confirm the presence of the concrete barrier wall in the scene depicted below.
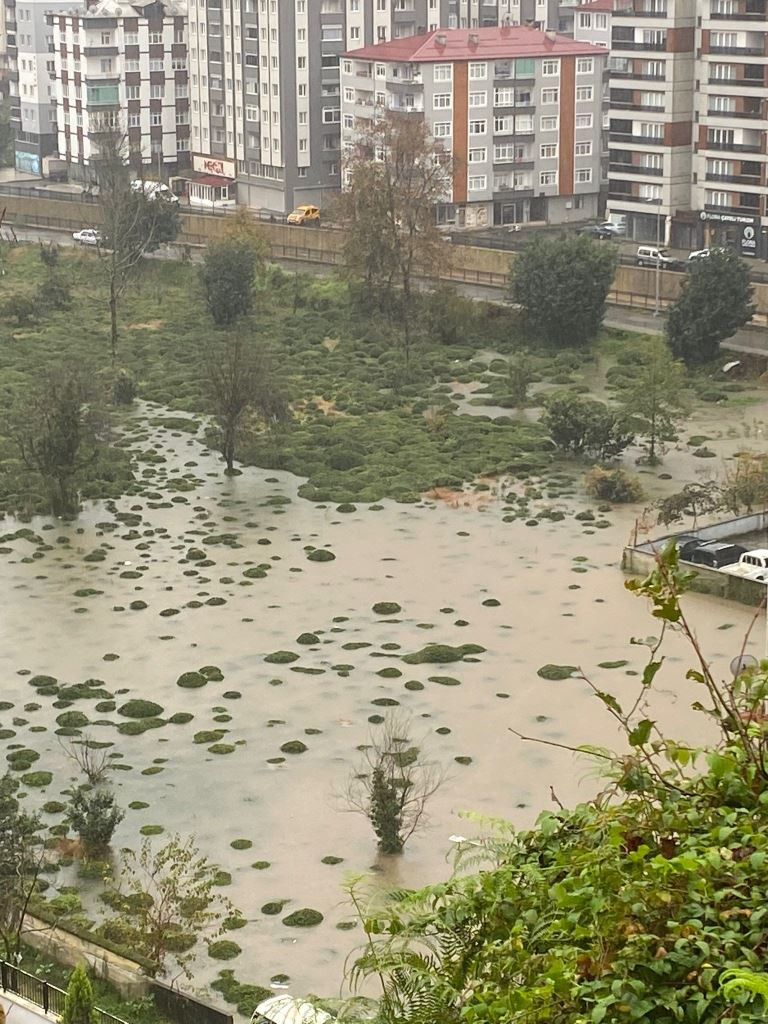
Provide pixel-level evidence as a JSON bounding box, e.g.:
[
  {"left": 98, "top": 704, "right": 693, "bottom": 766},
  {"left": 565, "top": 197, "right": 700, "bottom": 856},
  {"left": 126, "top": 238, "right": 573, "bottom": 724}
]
[{"left": 1, "top": 193, "right": 767, "bottom": 317}]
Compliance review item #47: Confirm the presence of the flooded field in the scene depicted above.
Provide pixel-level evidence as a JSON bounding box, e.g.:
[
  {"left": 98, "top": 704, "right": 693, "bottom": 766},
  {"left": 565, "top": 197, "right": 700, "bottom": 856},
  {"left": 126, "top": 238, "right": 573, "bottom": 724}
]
[{"left": 1, "top": 392, "right": 766, "bottom": 1004}]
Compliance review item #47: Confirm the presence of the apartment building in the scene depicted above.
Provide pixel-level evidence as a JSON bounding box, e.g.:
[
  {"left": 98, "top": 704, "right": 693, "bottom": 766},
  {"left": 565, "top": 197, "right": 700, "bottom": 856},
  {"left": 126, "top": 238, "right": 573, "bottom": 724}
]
[
  {"left": 8, "top": 0, "right": 75, "bottom": 173},
  {"left": 49, "top": 0, "right": 189, "bottom": 183},
  {"left": 341, "top": 25, "right": 606, "bottom": 227},
  {"left": 692, "top": 0, "right": 768, "bottom": 258},
  {"left": 186, "top": 0, "right": 511, "bottom": 212}
]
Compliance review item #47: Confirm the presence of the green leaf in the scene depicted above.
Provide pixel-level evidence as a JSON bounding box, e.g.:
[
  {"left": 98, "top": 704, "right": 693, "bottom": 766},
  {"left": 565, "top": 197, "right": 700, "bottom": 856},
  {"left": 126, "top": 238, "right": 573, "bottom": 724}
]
[
  {"left": 629, "top": 719, "right": 653, "bottom": 747},
  {"left": 642, "top": 660, "right": 663, "bottom": 687}
]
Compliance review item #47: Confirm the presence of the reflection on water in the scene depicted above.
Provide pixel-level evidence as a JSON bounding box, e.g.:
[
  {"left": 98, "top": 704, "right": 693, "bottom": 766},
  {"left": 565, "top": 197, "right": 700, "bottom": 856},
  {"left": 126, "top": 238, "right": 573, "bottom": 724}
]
[{"left": 0, "top": 398, "right": 764, "bottom": 1000}]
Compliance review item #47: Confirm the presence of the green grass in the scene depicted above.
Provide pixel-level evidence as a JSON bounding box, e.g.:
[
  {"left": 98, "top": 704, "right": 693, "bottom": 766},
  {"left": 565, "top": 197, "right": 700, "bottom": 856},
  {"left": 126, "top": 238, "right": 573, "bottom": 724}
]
[{"left": 0, "top": 247, "right": 558, "bottom": 510}]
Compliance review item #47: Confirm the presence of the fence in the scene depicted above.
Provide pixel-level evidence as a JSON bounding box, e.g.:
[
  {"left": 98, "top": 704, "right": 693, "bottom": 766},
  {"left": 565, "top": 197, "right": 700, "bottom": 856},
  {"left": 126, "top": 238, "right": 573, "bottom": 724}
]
[
  {"left": 0, "top": 960, "right": 129, "bottom": 1024},
  {"left": 151, "top": 980, "right": 234, "bottom": 1024}
]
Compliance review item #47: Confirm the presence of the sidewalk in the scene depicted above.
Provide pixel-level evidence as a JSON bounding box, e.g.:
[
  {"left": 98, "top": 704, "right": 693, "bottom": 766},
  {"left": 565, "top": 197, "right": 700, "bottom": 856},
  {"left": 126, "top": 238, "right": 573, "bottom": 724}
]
[
  {"left": 1, "top": 991, "right": 57, "bottom": 1024},
  {"left": 605, "top": 305, "right": 768, "bottom": 355}
]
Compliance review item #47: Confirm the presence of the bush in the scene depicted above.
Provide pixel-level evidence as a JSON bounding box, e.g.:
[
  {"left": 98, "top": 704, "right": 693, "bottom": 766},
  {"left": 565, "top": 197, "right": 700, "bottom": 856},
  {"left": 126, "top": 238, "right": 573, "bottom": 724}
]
[
  {"left": 61, "top": 964, "right": 96, "bottom": 1024},
  {"left": 584, "top": 466, "right": 644, "bottom": 504},
  {"left": 112, "top": 370, "right": 138, "bottom": 406},
  {"left": 2, "top": 293, "right": 38, "bottom": 325}
]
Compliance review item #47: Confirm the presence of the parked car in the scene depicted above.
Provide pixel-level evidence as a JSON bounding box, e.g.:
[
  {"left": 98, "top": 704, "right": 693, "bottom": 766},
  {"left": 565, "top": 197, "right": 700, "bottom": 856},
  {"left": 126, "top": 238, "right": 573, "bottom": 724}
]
[
  {"left": 683, "top": 540, "right": 748, "bottom": 569},
  {"left": 635, "top": 246, "right": 682, "bottom": 270},
  {"left": 72, "top": 229, "right": 102, "bottom": 246},
  {"left": 130, "top": 179, "right": 180, "bottom": 204},
  {"left": 687, "top": 248, "right": 712, "bottom": 262},
  {"left": 599, "top": 220, "right": 625, "bottom": 237},
  {"left": 720, "top": 549, "right": 768, "bottom": 580},
  {"left": 578, "top": 224, "right": 615, "bottom": 240},
  {"left": 287, "top": 204, "right": 321, "bottom": 226}
]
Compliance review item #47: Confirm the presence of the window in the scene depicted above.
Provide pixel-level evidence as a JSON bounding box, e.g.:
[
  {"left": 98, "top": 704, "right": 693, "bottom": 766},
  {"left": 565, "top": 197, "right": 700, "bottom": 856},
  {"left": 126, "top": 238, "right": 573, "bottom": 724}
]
[
  {"left": 494, "top": 143, "right": 515, "bottom": 161},
  {"left": 638, "top": 184, "right": 662, "bottom": 200},
  {"left": 100, "top": 31, "right": 111, "bottom": 44},
  {"left": 100, "top": 59, "right": 113, "bottom": 73},
  {"left": 541, "top": 88, "right": 558, "bottom": 103},
  {"left": 469, "top": 91, "right": 487, "bottom": 107},
  {"left": 149, "top": 31, "right": 163, "bottom": 43},
  {"left": 433, "top": 122, "right": 451, "bottom": 137},
  {"left": 516, "top": 114, "right": 534, "bottom": 132},
  {"left": 172, "top": 57, "right": 186, "bottom": 70},
  {"left": 175, "top": 82, "right": 188, "bottom": 97},
  {"left": 494, "top": 87, "right": 514, "bottom": 105},
  {"left": 126, "top": 85, "right": 140, "bottom": 99},
  {"left": 322, "top": 24, "right": 342, "bottom": 41},
  {"left": 711, "top": 31, "right": 737, "bottom": 48},
  {"left": 707, "top": 190, "right": 729, "bottom": 206},
  {"left": 149, "top": 59, "right": 164, "bottom": 71},
  {"left": 595, "top": 13, "right": 607, "bottom": 28},
  {"left": 125, "top": 59, "right": 140, "bottom": 71},
  {"left": 150, "top": 110, "right": 162, "bottom": 125},
  {"left": 577, "top": 12, "right": 591, "bottom": 27},
  {"left": 128, "top": 112, "right": 140, "bottom": 127},
  {"left": 641, "top": 91, "right": 664, "bottom": 107},
  {"left": 575, "top": 167, "right": 592, "bottom": 183},
  {"left": 150, "top": 83, "right": 165, "bottom": 98},
  {"left": 540, "top": 115, "right": 558, "bottom": 131},
  {"left": 469, "top": 62, "right": 487, "bottom": 79},
  {"left": 539, "top": 170, "right": 557, "bottom": 186},
  {"left": 710, "top": 94, "right": 735, "bottom": 112},
  {"left": 576, "top": 85, "right": 593, "bottom": 101},
  {"left": 540, "top": 143, "right": 557, "bottom": 158},
  {"left": 469, "top": 119, "right": 487, "bottom": 134},
  {"left": 344, "top": 87, "right": 354, "bottom": 101},
  {"left": 577, "top": 57, "right": 593, "bottom": 74},
  {"left": 638, "top": 120, "right": 664, "bottom": 138},
  {"left": 575, "top": 141, "right": 592, "bottom": 155},
  {"left": 515, "top": 57, "right": 535, "bottom": 77},
  {"left": 433, "top": 63, "right": 452, "bottom": 81},
  {"left": 322, "top": 107, "right": 340, "bottom": 122},
  {"left": 468, "top": 174, "right": 487, "bottom": 190},
  {"left": 542, "top": 59, "right": 559, "bottom": 76},
  {"left": 433, "top": 93, "right": 451, "bottom": 108},
  {"left": 468, "top": 147, "right": 487, "bottom": 162},
  {"left": 712, "top": 62, "right": 735, "bottom": 79}
]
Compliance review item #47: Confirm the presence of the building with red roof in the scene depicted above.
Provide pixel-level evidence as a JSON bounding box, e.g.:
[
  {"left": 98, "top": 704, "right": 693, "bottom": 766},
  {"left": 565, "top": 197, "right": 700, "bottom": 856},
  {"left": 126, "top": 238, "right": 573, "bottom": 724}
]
[{"left": 341, "top": 26, "right": 606, "bottom": 228}]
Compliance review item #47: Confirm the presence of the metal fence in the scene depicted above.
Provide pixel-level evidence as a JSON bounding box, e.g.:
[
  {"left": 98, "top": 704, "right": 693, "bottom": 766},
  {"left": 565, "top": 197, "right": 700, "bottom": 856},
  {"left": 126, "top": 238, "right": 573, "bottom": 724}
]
[{"left": 0, "top": 960, "right": 128, "bottom": 1024}]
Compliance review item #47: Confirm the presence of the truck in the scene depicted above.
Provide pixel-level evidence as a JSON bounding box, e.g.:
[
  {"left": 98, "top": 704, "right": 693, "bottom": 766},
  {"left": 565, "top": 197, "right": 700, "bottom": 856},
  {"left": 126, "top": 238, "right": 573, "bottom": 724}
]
[{"left": 719, "top": 549, "right": 768, "bottom": 581}]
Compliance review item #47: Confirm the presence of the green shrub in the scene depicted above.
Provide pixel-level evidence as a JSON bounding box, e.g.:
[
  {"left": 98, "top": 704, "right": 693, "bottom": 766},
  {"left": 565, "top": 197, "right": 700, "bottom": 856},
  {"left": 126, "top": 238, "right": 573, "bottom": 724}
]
[
  {"left": 584, "top": 466, "right": 643, "bottom": 504},
  {"left": 61, "top": 964, "right": 96, "bottom": 1024}
]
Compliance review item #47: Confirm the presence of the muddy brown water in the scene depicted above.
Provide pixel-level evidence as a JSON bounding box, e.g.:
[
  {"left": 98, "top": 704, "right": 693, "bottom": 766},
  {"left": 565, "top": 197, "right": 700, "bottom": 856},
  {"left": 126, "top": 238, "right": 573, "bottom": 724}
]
[{"left": 1, "top": 396, "right": 766, "bottom": 1004}]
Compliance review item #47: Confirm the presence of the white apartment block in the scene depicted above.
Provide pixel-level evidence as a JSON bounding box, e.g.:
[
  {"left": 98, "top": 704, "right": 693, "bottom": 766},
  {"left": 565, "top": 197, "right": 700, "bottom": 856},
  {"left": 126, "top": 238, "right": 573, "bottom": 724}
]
[
  {"left": 341, "top": 26, "right": 606, "bottom": 227},
  {"left": 49, "top": 0, "right": 189, "bottom": 183}
]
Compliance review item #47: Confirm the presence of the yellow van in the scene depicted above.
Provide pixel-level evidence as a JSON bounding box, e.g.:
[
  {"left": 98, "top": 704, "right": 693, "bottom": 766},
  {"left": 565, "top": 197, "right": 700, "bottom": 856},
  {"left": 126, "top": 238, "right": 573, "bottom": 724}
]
[{"left": 287, "top": 204, "right": 321, "bottom": 225}]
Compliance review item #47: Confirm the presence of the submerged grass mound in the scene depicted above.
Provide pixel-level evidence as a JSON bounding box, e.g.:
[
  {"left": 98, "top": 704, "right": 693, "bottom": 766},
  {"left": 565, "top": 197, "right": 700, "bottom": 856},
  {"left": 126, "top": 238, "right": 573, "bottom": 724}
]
[{"left": 402, "top": 643, "right": 486, "bottom": 665}]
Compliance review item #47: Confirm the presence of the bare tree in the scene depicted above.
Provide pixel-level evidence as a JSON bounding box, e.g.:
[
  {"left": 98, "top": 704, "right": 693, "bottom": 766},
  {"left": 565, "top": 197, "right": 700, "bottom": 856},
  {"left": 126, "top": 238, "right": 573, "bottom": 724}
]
[
  {"left": 204, "top": 335, "right": 289, "bottom": 474},
  {"left": 336, "top": 111, "right": 452, "bottom": 365},
  {"left": 346, "top": 712, "right": 444, "bottom": 855},
  {"left": 60, "top": 735, "right": 113, "bottom": 786},
  {"left": 89, "top": 117, "right": 179, "bottom": 361},
  {"left": 0, "top": 772, "right": 47, "bottom": 961}
]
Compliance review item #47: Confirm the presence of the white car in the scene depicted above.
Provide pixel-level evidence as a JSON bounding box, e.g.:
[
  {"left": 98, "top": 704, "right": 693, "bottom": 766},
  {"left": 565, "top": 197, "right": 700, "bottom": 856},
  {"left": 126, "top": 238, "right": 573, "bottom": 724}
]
[
  {"left": 688, "top": 248, "right": 711, "bottom": 261},
  {"left": 599, "top": 221, "right": 625, "bottom": 237},
  {"left": 130, "top": 179, "right": 180, "bottom": 204},
  {"left": 72, "top": 229, "right": 102, "bottom": 246}
]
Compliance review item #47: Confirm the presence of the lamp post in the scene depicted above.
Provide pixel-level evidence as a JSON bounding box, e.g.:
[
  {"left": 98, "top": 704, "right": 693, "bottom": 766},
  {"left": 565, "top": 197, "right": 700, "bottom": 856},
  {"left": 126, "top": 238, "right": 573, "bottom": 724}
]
[{"left": 648, "top": 195, "right": 663, "bottom": 317}]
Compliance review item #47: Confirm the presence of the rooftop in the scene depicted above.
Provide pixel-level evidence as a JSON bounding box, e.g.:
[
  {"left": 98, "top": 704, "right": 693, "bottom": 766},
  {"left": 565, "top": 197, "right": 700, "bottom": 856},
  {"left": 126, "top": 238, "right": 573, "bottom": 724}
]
[
  {"left": 58, "top": 0, "right": 187, "bottom": 17},
  {"left": 344, "top": 25, "right": 605, "bottom": 62},
  {"left": 576, "top": 0, "right": 613, "bottom": 11}
]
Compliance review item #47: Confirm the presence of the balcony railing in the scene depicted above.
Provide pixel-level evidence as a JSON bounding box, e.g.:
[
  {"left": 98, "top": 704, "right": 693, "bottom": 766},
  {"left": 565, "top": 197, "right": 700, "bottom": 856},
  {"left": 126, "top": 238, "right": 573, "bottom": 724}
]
[
  {"left": 609, "top": 161, "right": 664, "bottom": 175},
  {"left": 611, "top": 39, "right": 666, "bottom": 50},
  {"left": 610, "top": 100, "right": 666, "bottom": 111},
  {"left": 610, "top": 69, "right": 665, "bottom": 80},
  {"left": 707, "top": 107, "right": 764, "bottom": 118},
  {"left": 610, "top": 131, "right": 666, "bottom": 145},
  {"left": 703, "top": 139, "right": 762, "bottom": 151},
  {"left": 705, "top": 201, "right": 763, "bottom": 215},
  {"left": 709, "top": 44, "right": 764, "bottom": 54},
  {"left": 614, "top": 5, "right": 668, "bottom": 15},
  {"left": 706, "top": 171, "right": 763, "bottom": 183},
  {"left": 709, "top": 9, "right": 766, "bottom": 18},
  {"left": 708, "top": 75, "right": 767, "bottom": 87}
]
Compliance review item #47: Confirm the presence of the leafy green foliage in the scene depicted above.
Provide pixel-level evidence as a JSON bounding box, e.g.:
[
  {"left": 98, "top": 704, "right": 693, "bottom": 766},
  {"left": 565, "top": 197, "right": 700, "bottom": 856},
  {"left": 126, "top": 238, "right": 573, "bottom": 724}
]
[
  {"left": 61, "top": 964, "right": 96, "bottom": 1024},
  {"left": 67, "top": 786, "right": 124, "bottom": 855},
  {"left": 618, "top": 339, "right": 688, "bottom": 463},
  {"left": 200, "top": 221, "right": 266, "bottom": 326},
  {"left": 584, "top": 466, "right": 643, "bottom": 503},
  {"left": 509, "top": 235, "right": 617, "bottom": 346},
  {"left": 542, "top": 392, "right": 634, "bottom": 459},
  {"left": 0, "top": 771, "right": 45, "bottom": 960},
  {"left": 100, "top": 835, "right": 236, "bottom": 978},
  {"left": 666, "top": 249, "right": 754, "bottom": 366}
]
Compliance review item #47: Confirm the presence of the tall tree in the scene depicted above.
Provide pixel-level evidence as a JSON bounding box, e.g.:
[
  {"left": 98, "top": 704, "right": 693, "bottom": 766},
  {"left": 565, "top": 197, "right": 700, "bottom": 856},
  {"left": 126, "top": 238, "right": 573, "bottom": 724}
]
[
  {"left": 5, "top": 366, "right": 107, "bottom": 516},
  {"left": 666, "top": 248, "right": 754, "bottom": 366},
  {"left": 204, "top": 335, "right": 289, "bottom": 473},
  {"left": 337, "top": 111, "right": 452, "bottom": 364},
  {"left": 620, "top": 339, "right": 687, "bottom": 464},
  {"left": 509, "top": 235, "right": 617, "bottom": 346},
  {"left": 0, "top": 772, "right": 45, "bottom": 961},
  {"left": 542, "top": 392, "right": 633, "bottom": 459},
  {"left": 101, "top": 835, "right": 236, "bottom": 979},
  {"left": 61, "top": 965, "right": 96, "bottom": 1024},
  {"left": 90, "top": 119, "right": 179, "bottom": 361},
  {"left": 67, "top": 786, "right": 124, "bottom": 858},
  {"left": 200, "top": 212, "right": 267, "bottom": 326}
]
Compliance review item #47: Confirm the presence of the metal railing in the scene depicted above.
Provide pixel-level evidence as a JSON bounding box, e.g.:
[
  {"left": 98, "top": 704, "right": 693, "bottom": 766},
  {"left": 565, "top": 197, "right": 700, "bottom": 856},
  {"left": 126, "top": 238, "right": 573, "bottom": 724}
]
[{"left": 0, "top": 960, "right": 128, "bottom": 1024}]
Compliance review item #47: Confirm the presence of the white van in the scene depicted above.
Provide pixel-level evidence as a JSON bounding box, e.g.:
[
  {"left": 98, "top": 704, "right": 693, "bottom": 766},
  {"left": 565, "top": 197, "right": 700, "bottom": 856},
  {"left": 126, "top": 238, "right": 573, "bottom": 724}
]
[
  {"left": 636, "top": 246, "right": 681, "bottom": 270},
  {"left": 130, "top": 179, "right": 179, "bottom": 204}
]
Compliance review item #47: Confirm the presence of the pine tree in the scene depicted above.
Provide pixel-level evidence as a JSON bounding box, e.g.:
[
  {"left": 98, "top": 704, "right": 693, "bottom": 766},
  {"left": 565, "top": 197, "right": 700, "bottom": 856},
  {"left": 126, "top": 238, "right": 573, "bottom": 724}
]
[{"left": 62, "top": 964, "right": 96, "bottom": 1024}]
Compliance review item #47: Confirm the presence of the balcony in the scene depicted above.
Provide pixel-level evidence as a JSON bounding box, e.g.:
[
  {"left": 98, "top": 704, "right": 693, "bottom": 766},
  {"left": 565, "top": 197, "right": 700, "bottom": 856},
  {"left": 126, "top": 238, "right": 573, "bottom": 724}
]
[
  {"left": 707, "top": 107, "right": 765, "bottom": 118},
  {"left": 611, "top": 39, "right": 666, "bottom": 51},
  {"left": 610, "top": 69, "right": 665, "bottom": 80},
  {"left": 614, "top": 5, "right": 668, "bottom": 15},
  {"left": 610, "top": 101, "right": 666, "bottom": 111},
  {"left": 609, "top": 161, "right": 664, "bottom": 174},
  {"left": 709, "top": 7, "right": 766, "bottom": 18},
  {"left": 705, "top": 201, "right": 763, "bottom": 215}
]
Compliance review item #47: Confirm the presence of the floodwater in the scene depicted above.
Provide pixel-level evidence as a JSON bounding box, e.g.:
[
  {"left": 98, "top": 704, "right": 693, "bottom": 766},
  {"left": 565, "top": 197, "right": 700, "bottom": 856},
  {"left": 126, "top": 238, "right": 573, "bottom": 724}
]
[{"left": 0, "top": 393, "right": 765, "bottom": 1004}]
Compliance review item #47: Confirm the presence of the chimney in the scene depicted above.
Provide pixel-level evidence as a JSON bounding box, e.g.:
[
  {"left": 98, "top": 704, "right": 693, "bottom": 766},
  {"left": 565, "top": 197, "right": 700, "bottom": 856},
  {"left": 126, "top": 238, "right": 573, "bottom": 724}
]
[
  {"left": 545, "top": 28, "right": 557, "bottom": 39},
  {"left": 435, "top": 31, "right": 447, "bottom": 46},
  {"left": 468, "top": 30, "right": 479, "bottom": 46}
]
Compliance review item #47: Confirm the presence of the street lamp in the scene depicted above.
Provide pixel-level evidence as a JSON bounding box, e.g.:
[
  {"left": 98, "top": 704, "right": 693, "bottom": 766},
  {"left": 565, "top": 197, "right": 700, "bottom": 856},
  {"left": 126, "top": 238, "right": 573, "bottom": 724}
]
[{"left": 647, "top": 195, "right": 663, "bottom": 318}]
